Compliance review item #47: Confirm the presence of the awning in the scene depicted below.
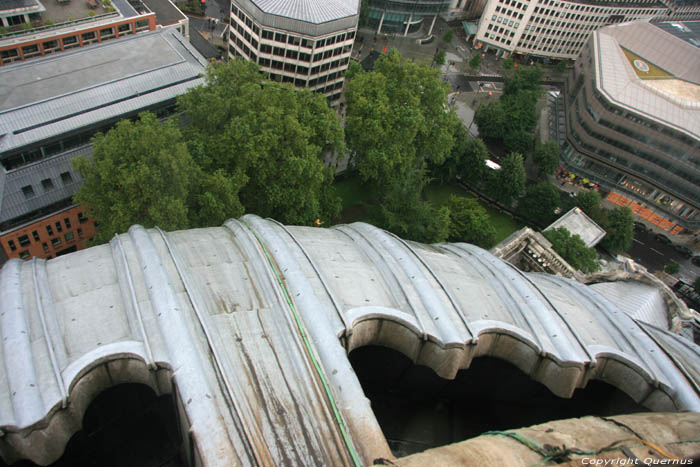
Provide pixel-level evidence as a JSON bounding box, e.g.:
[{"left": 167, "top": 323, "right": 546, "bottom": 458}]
[{"left": 462, "top": 21, "right": 478, "bottom": 35}]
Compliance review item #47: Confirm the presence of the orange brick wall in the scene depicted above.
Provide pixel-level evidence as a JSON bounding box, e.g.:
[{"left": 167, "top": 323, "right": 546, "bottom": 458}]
[{"left": 0, "top": 205, "right": 97, "bottom": 260}]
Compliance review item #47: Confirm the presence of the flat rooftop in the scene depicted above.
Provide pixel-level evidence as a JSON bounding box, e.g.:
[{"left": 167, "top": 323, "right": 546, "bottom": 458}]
[
  {"left": 544, "top": 207, "right": 606, "bottom": 248},
  {"left": 249, "top": 0, "right": 359, "bottom": 24},
  {"left": 0, "top": 27, "right": 207, "bottom": 153}
]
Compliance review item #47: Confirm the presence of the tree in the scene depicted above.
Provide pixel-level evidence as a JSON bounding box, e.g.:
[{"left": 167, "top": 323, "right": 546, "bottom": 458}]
[
  {"left": 503, "top": 57, "right": 514, "bottom": 70},
  {"left": 504, "top": 65, "right": 544, "bottom": 96},
  {"left": 601, "top": 206, "right": 634, "bottom": 254},
  {"left": 532, "top": 140, "right": 560, "bottom": 176},
  {"left": 489, "top": 152, "right": 525, "bottom": 205},
  {"left": 664, "top": 262, "right": 680, "bottom": 275},
  {"left": 503, "top": 129, "right": 533, "bottom": 155},
  {"left": 474, "top": 101, "right": 506, "bottom": 140},
  {"left": 556, "top": 60, "right": 568, "bottom": 73},
  {"left": 517, "top": 183, "right": 560, "bottom": 227},
  {"left": 431, "top": 126, "right": 488, "bottom": 186},
  {"left": 544, "top": 227, "right": 599, "bottom": 273},
  {"left": 72, "top": 113, "right": 244, "bottom": 244},
  {"left": 345, "top": 49, "right": 459, "bottom": 199},
  {"left": 447, "top": 196, "right": 496, "bottom": 248},
  {"left": 435, "top": 50, "right": 446, "bottom": 66},
  {"left": 178, "top": 59, "right": 344, "bottom": 225},
  {"left": 469, "top": 54, "right": 481, "bottom": 71},
  {"left": 442, "top": 29, "right": 454, "bottom": 43},
  {"left": 566, "top": 190, "right": 603, "bottom": 224}
]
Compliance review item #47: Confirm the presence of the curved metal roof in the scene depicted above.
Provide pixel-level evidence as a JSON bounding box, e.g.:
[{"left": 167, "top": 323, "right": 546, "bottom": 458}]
[
  {"left": 0, "top": 215, "right": 698, "bottom": 465},
  {"left": 249, "top": 0, "right": 358, "bottom": 24}
]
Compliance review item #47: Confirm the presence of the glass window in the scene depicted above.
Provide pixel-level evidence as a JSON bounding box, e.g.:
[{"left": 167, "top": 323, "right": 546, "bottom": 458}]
[
  {"left": 18, "top": 235, "right": 30, "bottom": 247},
  {"left": 46, "top": 225, "right": 54, "bottom": 236},
  {"left": 274, "top": 32, "right": 287, "bottom": 43},
  {"left": 81, "top": 31, "right": 96, "bottom": 41},
  {"left": 51, "top": 237, "right": 62, "bottom": 247},
  {"left": 19, "top": 251, "right": 30, "bottom": 259},
  {"left": 65, "top": 232, "right": 74, "bottom": 241},
  {"left": 64, "top": 218, "right": 71, "bottom": 229},
  {"left": 55, "top": 222, "right": 63, "bottom": 233},
  {"left": 41, "top": 178, "right": 54, "bottom": 191},
  {"left": 32, "top": 231, "right": 40, "bottom": 242},
  {"left": 22, "top": 185, "right": 35, "bottom": 198},
  {"left": 60, "top": 172, "right": 73, "bottom": 185}
]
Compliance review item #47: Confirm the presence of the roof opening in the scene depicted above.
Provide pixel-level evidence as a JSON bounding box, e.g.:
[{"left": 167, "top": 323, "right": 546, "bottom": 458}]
[
  {"left": 350, "top": 346, "right": 649, "bottom": 458},
  {"left": 40, "top": 384, "right": 184, "bottom": 467}
]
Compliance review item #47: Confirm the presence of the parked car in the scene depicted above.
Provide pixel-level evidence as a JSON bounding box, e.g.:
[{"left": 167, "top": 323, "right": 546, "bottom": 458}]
[
  {"left": 691, "top": 256, "right": 700, "bottom": 267},
  {"left": 654, "top": 233, "right": 672, "bottom": 245},
  {"left": 673, "top": 244, "right": 693, "bottom": 258},
  {"left": 633, "top": 221, "right": 648, "bottom": 233}
]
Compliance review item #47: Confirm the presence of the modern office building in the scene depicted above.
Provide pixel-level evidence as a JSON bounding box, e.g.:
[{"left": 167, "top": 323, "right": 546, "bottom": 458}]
[
  {"left": 472, "top": 0, "right": 690, "bottom": 60},
  {"left": 366, "top": 0, "right": 454, "bottom": 34},
  {"left": 563, "top": 21, "right": 700, "bottom": 232},
  {"left": 0, "top": 27, "right": 208, "bottom": 262},
  {"left": 228, "top": 0, "right": 359, "bottom": 103}
]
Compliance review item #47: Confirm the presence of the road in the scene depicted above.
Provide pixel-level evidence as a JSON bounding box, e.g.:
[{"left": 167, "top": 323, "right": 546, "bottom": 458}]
[{"left": 627, "top": 229, "right": 699, "bottom": 282}]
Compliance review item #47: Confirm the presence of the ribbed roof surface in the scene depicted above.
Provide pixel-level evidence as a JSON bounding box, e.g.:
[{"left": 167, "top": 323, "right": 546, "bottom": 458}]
[
  {"left": 0, "top": 216, "right": 697, "bottom": 466},
  {"left": 249, "top": 0, "right": 358, "bottom": 24}
]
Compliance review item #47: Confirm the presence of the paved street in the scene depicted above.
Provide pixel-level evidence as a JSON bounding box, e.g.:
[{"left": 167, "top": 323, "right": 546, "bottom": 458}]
[{"left": 628, "top": 229, "right": 699, "bottom": 281}]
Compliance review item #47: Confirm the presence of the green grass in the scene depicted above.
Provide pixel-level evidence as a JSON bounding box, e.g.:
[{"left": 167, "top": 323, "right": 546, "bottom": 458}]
[
  {"left": 424, "top": 183, "right": 523, "bottom": 244},
  {"left": 333, "top": 176, "right": 523, "bottom": 244}
]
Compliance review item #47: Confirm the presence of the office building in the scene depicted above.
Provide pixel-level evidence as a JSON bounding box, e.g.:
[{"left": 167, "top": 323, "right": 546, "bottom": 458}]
[
  {"left": 564, "top": 20, "right": 700, "bottom": 231},
  {"left": 228, "top": 0, "right": 359, "bottom": 102}
]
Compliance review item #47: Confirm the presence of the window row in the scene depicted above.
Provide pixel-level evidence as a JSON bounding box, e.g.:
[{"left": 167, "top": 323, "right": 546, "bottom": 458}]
[
  {"left": 258, "top": 57, "right": 349, "bottom": 77},
  {"left": 20, "top": 172, "right": 74, "bottom": 199},
  {"left": 6, "top": 217, "right": 86, "bottom": 254}
]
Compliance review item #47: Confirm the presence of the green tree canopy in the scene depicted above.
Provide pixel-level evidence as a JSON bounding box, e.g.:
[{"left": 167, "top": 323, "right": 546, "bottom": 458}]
[
  {"left": 532, "top": 140, "right": 560, "bottom": 175},
  {"left": 178, "top": 59, "right": 344, "bottom": 225},
  {"left": 447, "top": 195, "right": 496, "bottom": 248},
  {"left": 664, "top": 262, "right": 680, "bottom": 275},
  {"left": 543, "top": 227, "right": 599, "bottom": 273},
  {"left": 442, "top": 29, "right": 454, "bottom": 43},
  {"left": 489, "top": 152, "right": 526, "bottom": 205},
  {"left": 474, "top": 101, "right": 506, "bottom": 140},
  {"left": 431, "top": 126, "right": 488, "bottom": 185},
  {"left": 435, "top": 50, "right": 446, "bottom": 66},
  {"left": 504, "top": 65, "right": 544, "bottom": 95},
  {"left": 345, "top": 48, "right": 459, "bottom": 195},
  {"left": 601, "top": 206, "right": 634, "bottom": 254},
  {"left": 503, "top": 57, "right": 514, "bottom": 70},
  {"left": 72, "top": 112, "right": 244, "bottom": 244},
  {"left": 566, "top": 190, "right": 603, "bottom": 224},
  {"left": 517, "top": 182, "right": 560, "bottom": 227},
  {"left": 469, "top": 54, "right": 481, "bottom": 70}
]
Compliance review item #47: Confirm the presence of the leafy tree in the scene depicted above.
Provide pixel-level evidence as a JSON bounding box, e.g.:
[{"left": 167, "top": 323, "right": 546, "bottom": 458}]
[
  {"left": 431, "top": 126, "right": 488, "bottom": 185},
  {"left": 345, "top": 49, "right": 459, "bottom": 199},
  {"left": 474, "top": 101, "right": 506, "bottom": 140},
  {"left": 489, "top": 152, "right": 526, "bottom": 205},
  {"left": 442, "top": 29, "right": 454, "bottom": 43},
  {"left": 544, "top": 227, "right": 599, "bottom": 273},
  {"left": 504, "top": 65, "right": 544, "bottom": 96},
  {"left": 375, "top": 173, "right": 450, "bottom": 243},
  {"left": 72, "top": 113, "right": 244, "bottom": 244},
  {"left": 566, "top": 190, "right": 603, "bottom": 224},
  {"left": 503, "top": 57, "right": 514, "bottom": 70},
  {"left": 555, "top": 60, "right": 568, "bottom": 73},
  {"left": 601, "top": 206, "right": 634, "bottom": 254},
  {"left": 664, "top": 262, "right": 680, "bottom": 275},
  {"left": 435, "top": 50, "right": 446, "bottom": 66},
  {"left": 503, "top": 129, "right": 533, "bottom": 155},
  {"left": 359, "top": 0, "right": 369, "bottom": 27},
  {"left": 447, "top": 196, "right": 496, "bottom": 248},
  {"left": 532, "top": 140, "right": 560, "bottom": 175},
  {"left": 178, "top": 59, "right": 344, "bottom": 225},
  {"left": 517, "top": 182, "right": 560, "bottom": 226},
  {"left": 469, "top": 54, "right": 481, "bottom": 71}
]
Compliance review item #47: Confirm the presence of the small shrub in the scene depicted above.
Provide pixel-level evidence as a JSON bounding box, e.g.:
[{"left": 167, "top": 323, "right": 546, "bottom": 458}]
[{"left": 664, "top": 262, "right": 680, "bottom": 275}]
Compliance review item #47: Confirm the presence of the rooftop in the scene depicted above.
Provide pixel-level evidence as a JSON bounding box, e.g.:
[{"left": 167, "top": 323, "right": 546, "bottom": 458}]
[
  {"left": 0, "top": 27, "right": 206, "bottom": 154},
  {"left": 248, "top": 0, "right": 359, "bottom": 24},
  {"left": 594, "top": 20, "right": 700, "bottom": 141},
  {"left": 0, "top": 216, "right": 698, "bottom": 465},
  {"left": 544, "top": 207, "right": 607, "bottom": 247}
]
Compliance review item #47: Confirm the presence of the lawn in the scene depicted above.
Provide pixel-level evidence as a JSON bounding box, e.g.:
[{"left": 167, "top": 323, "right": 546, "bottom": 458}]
[
  {"left": 333, "top": 177, "right": 523, "bottom": 243},
  {"left": 424, "top": 183, "right": 524, "bottom": 244}
]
